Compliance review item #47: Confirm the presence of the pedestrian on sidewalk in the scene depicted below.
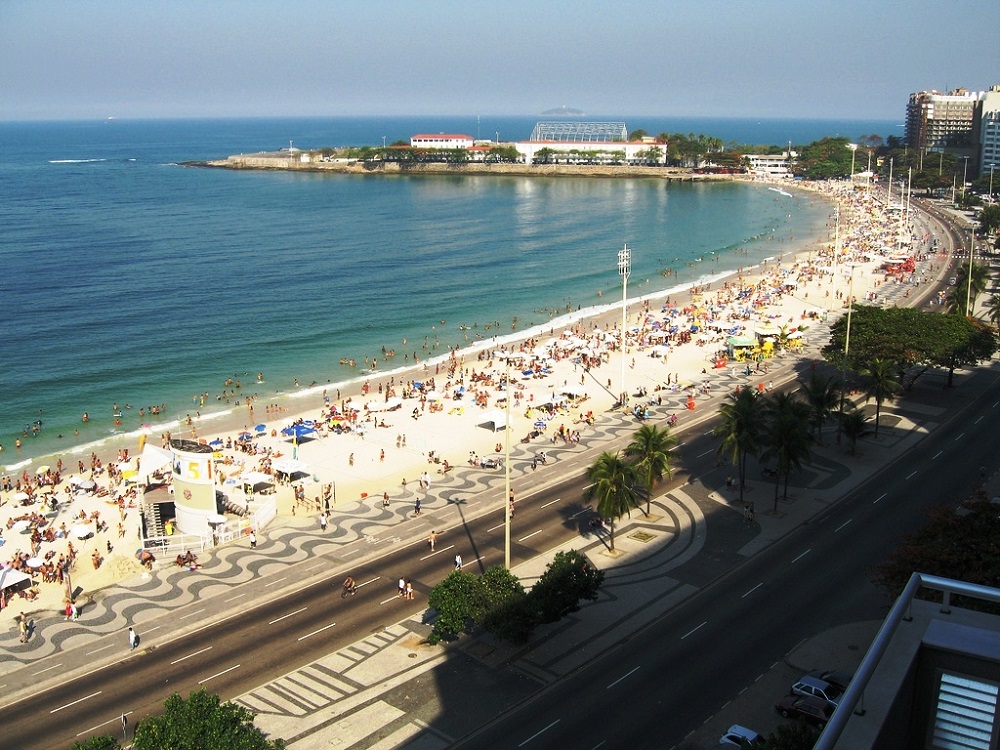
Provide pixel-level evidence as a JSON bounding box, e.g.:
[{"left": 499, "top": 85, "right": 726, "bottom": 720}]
[
  {"left": 249, "top": 530, "right": 257, "bottom": 549},
  {"left": 319, "top": 512, "right": 327, "bottom": 532},
  {"left": 382, "top": 491, "right": 390, "bottom": 509},
  {"left": 17, "top": 613, "right": 29, "bottom": 643},
  {"left": 454, "top": 553, "right": 463, "bottom": 570},
  {"left": 128, "top": 626, "right": 138, "bottom": 651},
  {"left": 414, "top": 498, "right": 421, "bottom": 516}
]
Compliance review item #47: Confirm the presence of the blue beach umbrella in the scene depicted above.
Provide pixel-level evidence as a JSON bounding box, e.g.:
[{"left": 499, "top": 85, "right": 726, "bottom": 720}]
[{"left": 255, "top": 423, "right": 267, "bottom": 432}]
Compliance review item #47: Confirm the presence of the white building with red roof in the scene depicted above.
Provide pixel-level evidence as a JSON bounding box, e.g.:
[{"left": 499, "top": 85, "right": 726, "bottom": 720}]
[{"left": 410, "top": 133, "right": 474, "bottom": 149}]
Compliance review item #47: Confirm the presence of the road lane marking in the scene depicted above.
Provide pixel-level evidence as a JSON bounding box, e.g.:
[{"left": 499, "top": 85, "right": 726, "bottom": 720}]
[
  {"left": 519, "top": 719, "right": 561, "bottom": 746},
  {"left": 298, "top": 622, "right": 336, "bottom": 641},
  {"left": 223, "top": 592, "right": 248, "bottom": 603},
  {"left": 263, "top": 576, "right": 288, "bottom": 588},
  {"left": 696, "top": 449, "right": 714, "bottom": 458},
  {"left": 791, "top": 549, "right": 811, "bottom": 563},
  {"left": 570, "top": 508, "right": 591, "bottom": 519},
  {"left": 681, "top": 621, "right": 706, "bottom": 640},
  {"left": 932, "top": 451, "right": 942, "bottom": 459},
  {"left": 76, "top": 711, "right": 134, "bottom": 737},
  {"left": 834, "top": 520, "right": 852, "bottom": 532},
  {"left": 540, "top": 497, "right": 561, "bottom": 508},
  {"left": 51, "top": 691, "right": 101, "bottom": 714},
  {"left": 954, "top": 433, "right": 965, "bottom": 441},
  {"left": 171, "top": 647, "right": 213, "bottom": 665},
  {"left": 742, "top": 583, "right": 763, "bottom": 598},
  {"left": 198, "top": 664, "right": 240, "bottom": 685},
  {"left": 269, "top": 607, "right": 307, "bottom": 625},
  {"left": 905, "top": 470, "right": 917, "bottom": 479},
  {"left": 177, "top": 608, "right": 205, "bottom": 621},
  {"left": 873, "top": 493, "right": 887, "bottom": 504},
  {"left": 518, "top": 530, "right": 543, "bottom": 542},
  {"left": 421, "top": 544, "right": 454, "bottom": 561},
  {"left": 607, "top": 666, "right": 640, "bottom": 689},
  {"left": 357, "top": 576, "right": 379, "bottom": 589},
  {"left": 32, "top": 663, "right": 62, "bottom": 676},
  {"left": 487, "top": 523, "right": 504, "bottom": 532},
  {"left": 975, "top": 416, "right": 984, "bottom": 424}
]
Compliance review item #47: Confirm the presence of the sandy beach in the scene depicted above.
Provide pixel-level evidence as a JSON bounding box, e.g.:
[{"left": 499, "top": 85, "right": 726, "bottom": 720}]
[{"left": 0, "top": 177, "right": 933, "bottom": 627}]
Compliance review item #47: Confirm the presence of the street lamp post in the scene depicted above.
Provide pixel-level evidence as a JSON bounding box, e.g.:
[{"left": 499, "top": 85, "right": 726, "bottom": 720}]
[
  {"left": 961, "top": 156, "right": 970, "bottom": 201},
  {"left": 847, "top": 143, "right": 858, "bottom": 180},
  {"left": 618, "top": 244, "right": 631, "bottom": 409},
  {"left": 839, "top": 264, "right": 859, "bottom": 421},
  {"left": 503, "top": 353, "right": 512, "bottom": 569},
  {"left": 966, "top": 227, "right": 975, "bottom": 317}
]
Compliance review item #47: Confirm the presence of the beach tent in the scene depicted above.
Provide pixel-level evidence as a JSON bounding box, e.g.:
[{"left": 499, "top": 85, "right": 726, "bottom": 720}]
[
  {"left": 0, "top": 568, "right": 32, "bottom": 592},
  {"left": 478, "top": 410, "right": 509, "bottom": 432},
  {"left": 137, "top": 443, "right": 172, "bottom": 484}
]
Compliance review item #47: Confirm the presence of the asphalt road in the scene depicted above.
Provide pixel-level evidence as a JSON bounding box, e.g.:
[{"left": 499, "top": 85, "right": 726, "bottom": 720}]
[{"left": 455, "top": 367, "right": 1000, "bottom": 749}]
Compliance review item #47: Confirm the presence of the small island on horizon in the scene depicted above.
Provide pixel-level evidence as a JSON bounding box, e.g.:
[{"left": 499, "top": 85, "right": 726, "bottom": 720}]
[{"left": 539, "top": 105, "right": 586, "bottom": 117}]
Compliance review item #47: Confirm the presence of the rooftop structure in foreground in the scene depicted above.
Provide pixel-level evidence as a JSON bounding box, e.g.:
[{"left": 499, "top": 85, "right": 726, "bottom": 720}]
[
  {"left": 528, "top": 121, "right": 628, "bottom": 143},
  {"left": 818, "top": 573, "right": 1000, "bottom": 750}
]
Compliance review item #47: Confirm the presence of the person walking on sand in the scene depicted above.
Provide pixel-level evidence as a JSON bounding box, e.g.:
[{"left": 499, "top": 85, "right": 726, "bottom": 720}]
[{"left": 128, "top": 626, "right": 138, "bottom": 651}]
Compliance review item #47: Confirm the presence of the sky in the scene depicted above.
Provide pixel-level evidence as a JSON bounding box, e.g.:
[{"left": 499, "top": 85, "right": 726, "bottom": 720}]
[{"left": 2, "top": 0, "right": 998, "bottom": 122}]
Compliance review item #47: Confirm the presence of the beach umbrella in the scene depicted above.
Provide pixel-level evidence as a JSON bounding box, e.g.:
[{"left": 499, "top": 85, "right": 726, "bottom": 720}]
[
  {"left": 209, "top": 438, "right": 224, "bottom": 447},
  {"left": 12, "top": 519, "right": 31, "bottom": 532},
  {"left": 26, "top": 557, "right": 43, "bottom": 569},
  {"left": 424, "top": 391, "right": 442, "bottom": 401},
  {"left": 238, "top": 430, "right": 253, "bottom": 438},
  {"left": 78, "top": 479, "right": 97, "bottom": 491},
  {"left": 207, "top": 513, "right": 227, "bottom": 525},
  {"left": 254, "top": 423, "right": 267, "bottom": 432},
  {"left": 281, "top": 424, "right": 315, "bottom": 440},
  {"left": 11, "top": 491, "right": 30, "bottom": 503},
  {"left": 67, "top": 476, "right": 83, "bottom": 486},
  {"left": 72, "top": 525, "right": 92, "bottom": 539},
  {"left": 35, "top": 465, "right": 51, "bottom": 475},
  {"left": 534, "top": 420, "right": 547, "bottom": 429}
]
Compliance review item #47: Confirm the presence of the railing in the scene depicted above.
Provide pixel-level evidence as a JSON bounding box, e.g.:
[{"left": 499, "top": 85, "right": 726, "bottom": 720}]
[{"left": 815, "top": 572, "right": 1000, "bottom": 750}]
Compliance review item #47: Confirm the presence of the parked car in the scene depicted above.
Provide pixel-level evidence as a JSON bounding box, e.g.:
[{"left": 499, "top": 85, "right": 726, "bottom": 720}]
[
  {"left": 775, "top": 694, "right": 835, "bottom": 728},
  {"left": 719, "top": 724, "right": 764, "bottom": 747},
  {"left": 807, "top": 669, "right": 853, "bottom": 692},
  {"left": 790, "top": 675, "right": 843, "bottom": 707}
]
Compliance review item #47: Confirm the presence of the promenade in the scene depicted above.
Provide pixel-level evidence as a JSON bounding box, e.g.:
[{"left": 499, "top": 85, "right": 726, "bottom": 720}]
[{"left": 0, "top": 182, "right": 980, "bottom": 749}]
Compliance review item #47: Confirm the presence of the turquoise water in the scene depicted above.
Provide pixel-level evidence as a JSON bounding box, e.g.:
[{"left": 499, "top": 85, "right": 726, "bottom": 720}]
[{"left": 0, "top": 117, "right": 851, "bottom": 469}]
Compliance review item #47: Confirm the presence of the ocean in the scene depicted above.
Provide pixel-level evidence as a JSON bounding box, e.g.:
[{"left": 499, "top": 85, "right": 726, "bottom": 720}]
[{"left": 0, "top": 115, "right": 895, "bottom": 471}]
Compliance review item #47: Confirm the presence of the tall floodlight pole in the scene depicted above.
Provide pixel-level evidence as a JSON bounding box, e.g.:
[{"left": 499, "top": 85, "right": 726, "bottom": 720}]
[
  {"left": 503, "top": 353, "right": 512, "bottom": 569},
  {"left": 887, "top": 158, "right": 893, "bottom": 207},
  {"left": 848, "top": 143, "right": 858, "bottom": 180},
  {"left": 839, "top": 264, "right": 858, "bottom": 420},
  {"left": 961, "top": 156, "right": 970, "bottom": 200},
  {"left": 618, "top": 244, "right": 631, "bottom": 409},
  {"left": 990, "top": 164, "right": 995, "bottom": 204},
  {"left": 831, "top": 203, "right": 841, "bottom": 310}
]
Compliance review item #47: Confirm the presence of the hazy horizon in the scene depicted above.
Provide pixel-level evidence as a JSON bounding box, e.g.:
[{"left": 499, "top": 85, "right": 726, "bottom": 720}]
[{"left": 2, "top": 1, "right": 997, "bottom": 123}]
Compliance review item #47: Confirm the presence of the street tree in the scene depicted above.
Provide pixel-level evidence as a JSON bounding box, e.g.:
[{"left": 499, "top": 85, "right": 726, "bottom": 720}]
[
  {"left": 529, "top": 550, "right": 604, "bottom": 624},
  {"left": 759, "top": 391, "right": 813, "bottom": 512},
  {"left": 625, "top": 423, "right": 676, "bottom": 516},
  {"left": 132, "top": 689, "right": 284, "bottom": 750},
  {"left": 799, "top": 372, "right": 840, "bottom": 444},
  {"left": 859, "top": 358, "right": 900, "bottom": 438},
  {"left": 949, "top": 260, "right": 991, "bottom": 316},
  {"left": 760, "top": 721, "right": 821, "bottom": 750},
  {"left": 838, "top": 406, "right": 871, "bottom": 455},
  {"left": 585, "top": 451, "right": 640, "bottom": 552},
  {"left": 713, "top": 388, "right": 765, "bottom": 504},
  {"left": 426, "top": 570, "right": 487, "bottom": 644},
  {"left": 980, "top": 204, "right": 1000, "bottom": 235},
  {"left": 985, "top": 293, "right": 1000, "bottom": 328},
  {"left": 71, "top": 736, "right": 122, "bottom": 750}
]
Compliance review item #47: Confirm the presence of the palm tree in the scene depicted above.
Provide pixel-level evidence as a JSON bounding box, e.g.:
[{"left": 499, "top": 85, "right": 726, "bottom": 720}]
[
  {"left": 585, "top": 451, "right": 640, "bottom": 552},
  {"left": 985, "top": 293, "right": 1000, "bottom": 328},
  {"left": 799, "top": 373, "right": 840, "bottom": 445},
  {"left": 712, "top": 388, "right": 765, "bottom": 504},
  {"left": 839, "top": 406, "right": 872, "bottom": 455},
  {"left": 859, "top": 358, "right": 901, "bottom": 438},
  {"left": 949, "top": 260, "right": 991, "bottom": 316},
  {"left": 759, "top": 392, "right": 812, "bottom": 513},
  {"left": 625, "top": 423, "right": 677, "bottom": 516}
]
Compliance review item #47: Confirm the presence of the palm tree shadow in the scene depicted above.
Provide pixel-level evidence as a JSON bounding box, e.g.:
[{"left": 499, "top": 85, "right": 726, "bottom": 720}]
[{"left": 558, "top": 500, "right": 611, "bottom": 551}]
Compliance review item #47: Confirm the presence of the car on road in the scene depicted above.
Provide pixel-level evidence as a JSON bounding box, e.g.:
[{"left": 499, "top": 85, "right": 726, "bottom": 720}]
[
  {"left": 718, "top": 724, "right": 764, "bottom": 746},
  {"left": 790, "top": 675, "right": 843, "bottom": 707},
  {"left": 775, "top": 694, "right": 835, "bottom": 728},
  {"left": 806, "top": 669, "right": 853, "bottom": 692}
]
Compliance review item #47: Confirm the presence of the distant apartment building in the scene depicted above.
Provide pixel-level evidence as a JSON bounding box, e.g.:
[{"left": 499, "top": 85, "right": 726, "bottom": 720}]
[
  {"left": 973, "top": 86, "right": 1000, "bottom": 184},
  {"left": 905, "top": 88, "right": 978, "bottom": 153}
]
